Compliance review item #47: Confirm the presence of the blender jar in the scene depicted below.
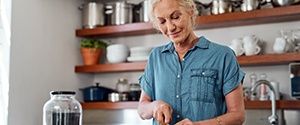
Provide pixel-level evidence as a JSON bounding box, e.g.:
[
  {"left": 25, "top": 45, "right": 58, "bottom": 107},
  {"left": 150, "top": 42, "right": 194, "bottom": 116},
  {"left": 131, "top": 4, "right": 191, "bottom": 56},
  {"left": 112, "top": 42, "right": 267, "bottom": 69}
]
[{"left": 43, "top": 91, "right": 82, "bottom": 125}]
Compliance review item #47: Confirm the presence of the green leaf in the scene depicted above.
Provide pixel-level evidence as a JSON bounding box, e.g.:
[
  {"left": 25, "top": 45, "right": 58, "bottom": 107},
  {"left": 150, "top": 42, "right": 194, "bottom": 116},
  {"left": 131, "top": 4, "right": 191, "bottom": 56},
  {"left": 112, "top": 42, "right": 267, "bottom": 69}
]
[{"left": 80, "top": 38, "right": 108, "bottom": 50}]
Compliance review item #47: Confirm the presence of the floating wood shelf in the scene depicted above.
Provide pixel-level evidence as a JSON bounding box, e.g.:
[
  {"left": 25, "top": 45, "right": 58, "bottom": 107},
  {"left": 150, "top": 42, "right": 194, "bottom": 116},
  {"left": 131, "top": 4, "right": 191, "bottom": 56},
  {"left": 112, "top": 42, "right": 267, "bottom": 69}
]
[
  {"left": 244, "top": 100, "right": 300, "bottom": 109},
  {"left": 76, "top": 5, "right": 300, "bottom": 37},
  {"left": 237, "top": 52, "right": 300, "bottom": 66},
  {"left": 75, "top": 61, "right": 146, "bottom": 73},
  {"left": 81, "top": 100, "right": 300, "bottom": 110},
  {"left": 75, "top": 52, "right": 300, "bottom": 73},
  {"left": 81, "top": 101, "right": 138, "bottom": 110}
]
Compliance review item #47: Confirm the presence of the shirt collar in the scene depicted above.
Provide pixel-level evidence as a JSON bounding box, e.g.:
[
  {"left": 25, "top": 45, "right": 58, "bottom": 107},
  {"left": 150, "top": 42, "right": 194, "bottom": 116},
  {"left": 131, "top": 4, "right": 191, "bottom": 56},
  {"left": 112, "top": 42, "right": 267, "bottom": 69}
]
[{"left": 161, "top": 36, "right": 210, "bottom": 53}]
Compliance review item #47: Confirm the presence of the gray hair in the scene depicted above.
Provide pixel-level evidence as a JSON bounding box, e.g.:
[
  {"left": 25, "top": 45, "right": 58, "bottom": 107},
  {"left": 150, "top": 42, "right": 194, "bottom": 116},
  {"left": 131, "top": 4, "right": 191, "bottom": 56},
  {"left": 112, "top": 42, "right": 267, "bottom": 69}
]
[{"left": 148, "top": 0, "right": 198, "bottom": 29}]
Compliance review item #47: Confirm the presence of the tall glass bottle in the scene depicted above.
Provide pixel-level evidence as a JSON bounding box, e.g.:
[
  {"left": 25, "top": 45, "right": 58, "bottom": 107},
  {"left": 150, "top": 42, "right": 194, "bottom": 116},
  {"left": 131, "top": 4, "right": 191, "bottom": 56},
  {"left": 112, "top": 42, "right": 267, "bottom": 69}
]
[
  {"left": 259, "top": 73, "right": 269, "bottom": 100},
  {"left": 43, "top": 91, "right": 82, "bottom": 125},
  {"left": 250, "top": 73, "right": 258, "bottom": 100}
]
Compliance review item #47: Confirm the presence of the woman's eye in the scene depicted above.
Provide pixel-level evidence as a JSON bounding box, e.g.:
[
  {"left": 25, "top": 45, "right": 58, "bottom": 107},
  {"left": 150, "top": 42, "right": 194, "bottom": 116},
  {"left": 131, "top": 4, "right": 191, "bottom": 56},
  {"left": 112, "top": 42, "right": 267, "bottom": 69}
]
[
  {"left": 172, "top": 16, "right": 179, "bottom": 19},
  {"left": 159, "top": 20, "right": 166, "bottom": 24}
]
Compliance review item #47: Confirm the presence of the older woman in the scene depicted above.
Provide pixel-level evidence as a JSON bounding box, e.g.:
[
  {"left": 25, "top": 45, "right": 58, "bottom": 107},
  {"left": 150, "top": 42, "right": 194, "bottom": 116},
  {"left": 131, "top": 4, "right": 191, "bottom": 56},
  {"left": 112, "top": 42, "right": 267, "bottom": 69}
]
[{"left": 137, "top": 0, "right": 245, "bottom": 125}]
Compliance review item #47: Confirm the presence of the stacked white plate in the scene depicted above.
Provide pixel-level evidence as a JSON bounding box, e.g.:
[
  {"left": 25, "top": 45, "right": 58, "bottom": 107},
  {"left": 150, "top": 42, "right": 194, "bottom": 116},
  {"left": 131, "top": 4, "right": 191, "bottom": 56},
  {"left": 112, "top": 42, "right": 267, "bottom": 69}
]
[{"left": 127, "top": 46, "right": 153, "bottom": 62}]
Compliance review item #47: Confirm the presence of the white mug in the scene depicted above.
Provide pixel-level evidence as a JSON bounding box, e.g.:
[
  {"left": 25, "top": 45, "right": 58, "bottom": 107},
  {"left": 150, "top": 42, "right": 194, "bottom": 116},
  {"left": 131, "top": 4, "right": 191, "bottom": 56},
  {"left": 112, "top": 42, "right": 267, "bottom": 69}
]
[
  {"left": 243, "top": 35, "right": 259, "bottom": 45},
  {"left": 243, "top": 44, "right": 261, "bottom": 56},
  {"left": 231, "top": 38, "right": 243, "bottom": 47},
  {"left": 229, "top": 44, "right": 244, "bottom": 56}
]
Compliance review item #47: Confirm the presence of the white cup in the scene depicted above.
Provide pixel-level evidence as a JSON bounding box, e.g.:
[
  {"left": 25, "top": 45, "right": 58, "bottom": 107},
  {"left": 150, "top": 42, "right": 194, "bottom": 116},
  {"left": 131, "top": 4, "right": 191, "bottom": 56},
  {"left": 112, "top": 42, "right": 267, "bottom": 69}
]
[
  {"left": 243, "top": 44, "right": 261, "bottom": 56},
  {"left": 229, "top": 44, "right": 244, "bottom": 56},
  {"left": 243, "top": 35, "right": 259, "bottom": 45},
  {"left": 231, "top": 38, "right": 243, "bottom": 47}
]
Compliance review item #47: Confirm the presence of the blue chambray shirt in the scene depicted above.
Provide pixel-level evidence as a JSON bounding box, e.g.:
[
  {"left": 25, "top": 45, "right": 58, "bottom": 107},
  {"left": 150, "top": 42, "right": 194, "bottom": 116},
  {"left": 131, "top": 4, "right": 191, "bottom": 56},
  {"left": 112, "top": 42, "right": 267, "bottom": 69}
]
[{"left": 139, "top": 36, "right": 245, "bottom": 125}]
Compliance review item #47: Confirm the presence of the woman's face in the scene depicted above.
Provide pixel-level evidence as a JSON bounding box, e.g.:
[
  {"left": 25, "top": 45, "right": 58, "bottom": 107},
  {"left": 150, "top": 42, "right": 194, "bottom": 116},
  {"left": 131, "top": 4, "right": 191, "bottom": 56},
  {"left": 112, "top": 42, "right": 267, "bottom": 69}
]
[{"left": 153, "top": 0, "right": 193, "bottom": 44}]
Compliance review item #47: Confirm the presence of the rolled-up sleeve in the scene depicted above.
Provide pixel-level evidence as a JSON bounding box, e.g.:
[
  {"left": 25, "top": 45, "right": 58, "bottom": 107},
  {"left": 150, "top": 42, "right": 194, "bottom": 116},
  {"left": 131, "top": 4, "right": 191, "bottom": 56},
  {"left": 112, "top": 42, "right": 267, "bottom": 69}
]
[
  {"left": 139, "top": 73, "right": 153, "bottom": 99},
  {"left": 222, "top": 50, "right": 245, "bottom": 96},
  {"left": 138, "top": 50, "right": 156, "bottom": 100}
]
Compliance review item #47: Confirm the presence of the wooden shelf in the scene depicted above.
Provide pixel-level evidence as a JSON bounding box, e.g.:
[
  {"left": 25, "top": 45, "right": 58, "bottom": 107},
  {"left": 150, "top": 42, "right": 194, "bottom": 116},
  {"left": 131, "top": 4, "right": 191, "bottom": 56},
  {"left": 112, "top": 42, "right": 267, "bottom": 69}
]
[
  {"left": 237, "top": 52, "right": 300, "bottom": 66},
  {"left": 76, "top": 5, "right": 300, "bottom": 37},
  {"left": 81, "top": 100, "right": 300, "bottom": 110},
  {"left": 195, "top": 4, "right": 300, "bottom": 29},
  {"left": 244, "top": 100, "right": 300, "bottom": 109},
  {"left": 81, "top": 101, "right": 138, "bottom": 110},
  {"left": 75, "top": 52, "right": 300, "bottom": 73},
  {"left": 75, "top": 61, "right": 146, "bottom": 73}
]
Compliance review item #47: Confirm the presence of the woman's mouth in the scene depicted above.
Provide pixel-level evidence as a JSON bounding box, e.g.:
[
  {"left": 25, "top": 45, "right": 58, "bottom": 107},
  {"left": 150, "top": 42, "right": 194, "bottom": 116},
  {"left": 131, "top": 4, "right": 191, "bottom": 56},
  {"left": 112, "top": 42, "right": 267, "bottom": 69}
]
[{"left": 168, "top": 30, "right": 181, "bottom": 38}]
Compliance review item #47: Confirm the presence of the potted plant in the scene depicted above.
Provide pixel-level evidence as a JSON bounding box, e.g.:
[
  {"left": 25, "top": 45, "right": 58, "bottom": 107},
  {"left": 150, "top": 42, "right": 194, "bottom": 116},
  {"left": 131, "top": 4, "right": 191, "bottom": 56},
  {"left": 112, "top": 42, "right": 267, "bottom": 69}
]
[{"left": 80, "top": 38, "right": 108, "bottom": 65}]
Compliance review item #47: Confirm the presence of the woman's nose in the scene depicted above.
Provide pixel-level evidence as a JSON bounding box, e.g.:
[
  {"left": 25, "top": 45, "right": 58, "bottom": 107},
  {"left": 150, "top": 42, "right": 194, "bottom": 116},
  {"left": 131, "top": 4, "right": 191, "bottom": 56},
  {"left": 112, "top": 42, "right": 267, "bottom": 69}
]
[{"left": 167, "top": 22, "right": 176, "bottom": 31}]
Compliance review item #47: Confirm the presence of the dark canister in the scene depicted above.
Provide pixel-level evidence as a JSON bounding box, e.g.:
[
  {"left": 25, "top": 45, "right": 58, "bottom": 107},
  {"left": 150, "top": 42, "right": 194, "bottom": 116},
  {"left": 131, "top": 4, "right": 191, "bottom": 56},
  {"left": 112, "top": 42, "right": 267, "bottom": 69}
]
[
  {"left": 129, "top": 83, "right": 141, "bottom": 101},
  {"left": 43, "top": 91, "right": 82, "bottom": 125}
]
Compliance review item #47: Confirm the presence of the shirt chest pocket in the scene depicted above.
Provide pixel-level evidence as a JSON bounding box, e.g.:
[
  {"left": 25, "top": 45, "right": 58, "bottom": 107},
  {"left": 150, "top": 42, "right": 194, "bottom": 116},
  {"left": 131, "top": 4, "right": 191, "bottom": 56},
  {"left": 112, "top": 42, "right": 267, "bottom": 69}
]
[{"left": 190, "top": 69, "right": 218, "bottom": 103}]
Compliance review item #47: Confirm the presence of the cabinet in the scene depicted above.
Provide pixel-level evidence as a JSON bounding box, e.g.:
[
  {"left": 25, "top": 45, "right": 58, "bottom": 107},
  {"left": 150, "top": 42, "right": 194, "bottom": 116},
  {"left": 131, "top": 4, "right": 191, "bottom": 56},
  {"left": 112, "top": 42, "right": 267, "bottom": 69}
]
[{"left": 75, "top": 5, "right": 300, "bottom": 109}]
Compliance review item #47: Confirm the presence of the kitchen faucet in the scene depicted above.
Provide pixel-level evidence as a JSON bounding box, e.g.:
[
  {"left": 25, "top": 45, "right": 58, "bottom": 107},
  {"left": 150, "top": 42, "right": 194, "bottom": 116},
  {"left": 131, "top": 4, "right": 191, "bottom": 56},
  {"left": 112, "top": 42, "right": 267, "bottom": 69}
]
[{"left": 250, "top": 80, "right": 278, "bottom": 125}]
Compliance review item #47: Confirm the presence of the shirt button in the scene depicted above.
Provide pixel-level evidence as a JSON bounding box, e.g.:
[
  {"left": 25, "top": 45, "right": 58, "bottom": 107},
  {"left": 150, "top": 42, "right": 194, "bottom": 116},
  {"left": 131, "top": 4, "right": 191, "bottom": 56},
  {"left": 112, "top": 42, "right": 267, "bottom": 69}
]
[
  {"left": 182, "top": 58, "right": 185, "bottom": 61},
  {"left": 177, "top": 115, "right": 180, "bottom": 118},
  {"left": 177, "top": 75, "right": 180, "bottom": 79},
  {"left": 176, "top": 95, "right": 179, "bottom": 98},
  {"left": 202, "top": 72, "right": 205, "bottom": 75}
]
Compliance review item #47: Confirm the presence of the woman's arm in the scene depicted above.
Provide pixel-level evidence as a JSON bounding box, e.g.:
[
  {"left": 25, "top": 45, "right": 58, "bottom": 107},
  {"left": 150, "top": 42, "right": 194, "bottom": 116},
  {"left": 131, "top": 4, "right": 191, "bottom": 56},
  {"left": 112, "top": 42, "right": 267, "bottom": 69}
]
[
  {"left": 217, "top": 83, "right": 245, "bottom": 124},
  {"left": 138, "top": 90, "right": 173, "bottom": 124},
  {"left": 175, "top": 83, "right": 245, "bottom": 125}
]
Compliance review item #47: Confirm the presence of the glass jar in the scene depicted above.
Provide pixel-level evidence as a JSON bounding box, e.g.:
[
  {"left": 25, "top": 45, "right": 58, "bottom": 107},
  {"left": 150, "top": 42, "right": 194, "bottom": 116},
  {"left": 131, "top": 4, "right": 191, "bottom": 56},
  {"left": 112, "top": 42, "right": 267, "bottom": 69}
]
[
  {"left": 43, "top": 91, "right": 82, "bottom": 125},
  {"left": 129, "top": 83, "right": 141, "bottom": 101},
  {"left": 116, "top": 78, "right": 130, "bottom": 93}
]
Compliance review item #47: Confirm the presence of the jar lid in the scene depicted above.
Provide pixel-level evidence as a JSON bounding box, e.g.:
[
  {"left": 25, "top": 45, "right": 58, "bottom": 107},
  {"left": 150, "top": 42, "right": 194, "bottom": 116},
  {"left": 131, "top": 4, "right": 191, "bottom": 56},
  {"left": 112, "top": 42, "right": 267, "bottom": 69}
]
[
  {"left": 118, "top": 78, "right": 128, "bottom": 83},
  {"left": 50, "top": 91, "right": 76, "bottom": 95}
]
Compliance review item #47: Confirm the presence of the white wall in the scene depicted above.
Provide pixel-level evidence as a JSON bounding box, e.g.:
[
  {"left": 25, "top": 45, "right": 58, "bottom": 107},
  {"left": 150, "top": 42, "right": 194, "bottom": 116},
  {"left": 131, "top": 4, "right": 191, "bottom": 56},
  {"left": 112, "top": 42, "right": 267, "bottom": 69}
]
[{"left": 8, "top": 0, "right": 93, "bottom": 125}]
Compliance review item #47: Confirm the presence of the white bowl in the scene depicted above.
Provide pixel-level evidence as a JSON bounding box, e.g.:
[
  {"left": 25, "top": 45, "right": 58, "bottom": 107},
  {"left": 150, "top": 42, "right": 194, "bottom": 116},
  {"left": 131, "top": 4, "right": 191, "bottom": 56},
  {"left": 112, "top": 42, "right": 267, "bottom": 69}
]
[
  {"left": 107, "top": 44, "right": 129, "bottom": 52},
  {"left": 107, "top": 52, "right": 128, "bottom": 63},
  {"left": 106, "top": 44, "right": 130, "bottom": 63}
]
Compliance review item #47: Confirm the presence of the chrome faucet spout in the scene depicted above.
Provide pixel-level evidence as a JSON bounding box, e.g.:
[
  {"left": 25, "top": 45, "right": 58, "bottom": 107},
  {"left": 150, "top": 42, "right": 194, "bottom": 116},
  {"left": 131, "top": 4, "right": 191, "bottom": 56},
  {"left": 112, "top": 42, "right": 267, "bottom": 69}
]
[{"left": 250, "top": 80, "right": 278, "bottom": 125}]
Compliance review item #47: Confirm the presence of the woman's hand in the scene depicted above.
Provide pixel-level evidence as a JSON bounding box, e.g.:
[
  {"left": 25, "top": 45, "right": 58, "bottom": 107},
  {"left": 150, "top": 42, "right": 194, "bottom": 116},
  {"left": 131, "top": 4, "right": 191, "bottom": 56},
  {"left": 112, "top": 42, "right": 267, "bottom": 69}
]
[
  {"left": 175, "top": 118, "right": 194, "bottom": 125},
  {"left": 153, "top": 100, "right": 173, "bottom": 125}
]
